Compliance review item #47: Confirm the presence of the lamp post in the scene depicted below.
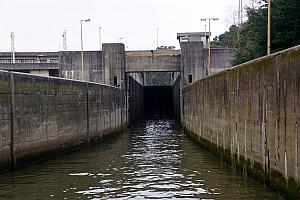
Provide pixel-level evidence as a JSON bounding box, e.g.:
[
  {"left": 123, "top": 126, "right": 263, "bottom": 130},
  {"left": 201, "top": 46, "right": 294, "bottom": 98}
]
[
  {"left": 267, "top": 0, "right": 271, "bottom": 55},
  {"left": 62, "top": 30, "right": 67, "bottom": 51},
  {"left": 204, "top": 25, "right": 207, "bottom": 47},
  {"left": 201, "top": 18, "right": 219, "bottom": 75},
  {"left": 156, "top": 28, "right": 159, "bottom": 49},
  {"left": 10, "top": 32, "right": 15, "bottom": 63},
  {"left": 99, "top": 27, "right": 102, "bottom": 51},
  {"left": 80, "top": 18, "right": 91, "bottom": 81}
]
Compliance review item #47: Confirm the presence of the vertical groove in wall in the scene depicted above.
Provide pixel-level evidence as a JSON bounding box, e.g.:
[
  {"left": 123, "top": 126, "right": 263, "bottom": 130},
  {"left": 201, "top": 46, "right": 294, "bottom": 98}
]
[
  {"left": 86, "top": 82, "right": 90, "bottom": 144},
  {"left": 9, "top": 72, "right": 15, "bottom": 170}
]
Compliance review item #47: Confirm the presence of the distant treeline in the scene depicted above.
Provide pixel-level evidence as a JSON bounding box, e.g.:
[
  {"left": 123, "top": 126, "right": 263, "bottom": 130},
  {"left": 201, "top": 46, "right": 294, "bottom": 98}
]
[
  {"left": 145, "top": 72, "right": 172, "bottom": 86},
  {"left": 212, "top": 0, "right": 300, "bottom": 65}
]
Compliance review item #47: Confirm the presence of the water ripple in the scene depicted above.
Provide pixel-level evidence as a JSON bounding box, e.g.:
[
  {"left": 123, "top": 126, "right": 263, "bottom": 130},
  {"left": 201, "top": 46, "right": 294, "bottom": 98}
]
[{"left": 0, "top": 119, "right": 281, "bottom": 199}]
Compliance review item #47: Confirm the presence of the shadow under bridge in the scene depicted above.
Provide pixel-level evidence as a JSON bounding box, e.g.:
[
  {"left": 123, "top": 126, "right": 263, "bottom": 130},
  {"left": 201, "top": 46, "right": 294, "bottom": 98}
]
[{"left": 127, "top": 71, "right": 181, "bottom": 123}]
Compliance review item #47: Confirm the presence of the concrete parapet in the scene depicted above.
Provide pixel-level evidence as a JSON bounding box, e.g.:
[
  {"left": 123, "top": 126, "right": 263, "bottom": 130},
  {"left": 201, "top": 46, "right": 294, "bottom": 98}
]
[
  {"left": 180, "top": 42, "right": 205, "bottom": 85},
  {"left": 59, "top": 51, "right": 103, "bottom": 83},
  {"left": 183, "top": 45, "right": 300, "bottom": 199},
  {"left": 102, "top": 43, "right": 125, "bottom": 87},
  {"left": 0, "top": 70, "right": 127, "bottom": 172}
]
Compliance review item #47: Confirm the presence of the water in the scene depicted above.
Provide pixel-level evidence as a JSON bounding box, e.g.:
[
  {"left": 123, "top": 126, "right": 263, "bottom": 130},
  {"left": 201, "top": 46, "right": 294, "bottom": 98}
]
[{"left": 0, "top": 119, "right": 281, "bottom": 199}]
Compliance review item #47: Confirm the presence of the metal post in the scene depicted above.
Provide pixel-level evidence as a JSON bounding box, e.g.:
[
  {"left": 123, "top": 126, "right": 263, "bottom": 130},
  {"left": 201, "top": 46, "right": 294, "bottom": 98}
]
[
  {"left": 208, "top": 19, "right": 211, "bottom": 75},
  {"left": 63, "top": 30, "right": 67, "bottom": 51},
  {"left": 10, "top": 32, "right": 15, "bottom": 64},
  {"left": 267, "top": 0, "right": 271, "bottom": 55},
  {"left": 156, "top": 28, "right": 159, "bottom": 49},
  {"left": 201, "top": 18, "right": 218, "bottom": 75},
  {"left": 81, "top": 20, "right": 84, "bottom": 80},
  {"left": 80, "top": 18, "right": 91, "bottom": 81},
  {"left": 99, "top": 27, "right": 102, "bottom": 51}
]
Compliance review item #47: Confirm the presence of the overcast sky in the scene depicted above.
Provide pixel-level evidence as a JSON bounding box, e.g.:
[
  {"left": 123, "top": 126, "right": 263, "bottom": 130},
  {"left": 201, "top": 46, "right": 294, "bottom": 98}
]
[{"left": 0, "top": 0, "right": 250, "bottom": 52}]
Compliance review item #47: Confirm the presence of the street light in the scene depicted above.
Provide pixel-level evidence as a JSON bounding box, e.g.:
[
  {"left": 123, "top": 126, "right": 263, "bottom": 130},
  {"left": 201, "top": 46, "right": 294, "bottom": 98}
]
[
  {"left": 99, "top": 27, "right": 102, "bottom": 51},
  {"left": 156, "top": 28, "right": 159, "bottom": 49},
  {"left": 80, "top": 18, "right": 91, "bottom": 81},
  {"left": 10, "top": 32, "right": 15, "bottom": 63},
  {"left": 62, "top": 30, "right": 67, "bottom": 51},
  {"left": 201, "top": 18, "right": 219, "bottom": 75},
  {"left": 267, "top": 0, "right": 271, "bottom": 55}
]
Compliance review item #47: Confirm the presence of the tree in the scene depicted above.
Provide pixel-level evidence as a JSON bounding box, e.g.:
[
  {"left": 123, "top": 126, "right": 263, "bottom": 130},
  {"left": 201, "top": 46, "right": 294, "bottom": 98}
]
[
  {"left": 211, "top": 25, "right": 239, "bottom": 48},
  {"left": 232, "top": 0, "right": 300, "bottom": 65},
  {"left": 233, "top": 7, "right": 268, "bottom": 65}
]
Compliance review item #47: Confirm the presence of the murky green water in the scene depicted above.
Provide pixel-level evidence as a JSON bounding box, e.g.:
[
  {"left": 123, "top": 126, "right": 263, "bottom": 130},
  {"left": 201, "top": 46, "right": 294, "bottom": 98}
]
[{"left": 0, "top": 120, "right": 281, "bottom": 199}]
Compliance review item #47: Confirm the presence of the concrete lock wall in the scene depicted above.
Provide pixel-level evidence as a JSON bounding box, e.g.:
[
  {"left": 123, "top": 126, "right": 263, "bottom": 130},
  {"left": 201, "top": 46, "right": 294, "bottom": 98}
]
[
  {"left": 172, "top": 76, "right": 181, "bottom": 120},
  {"left": 203, "top": 48, "right": 235, "bottom": 74},
  {"left": 183, "top": 45, "right": 300, "bottom": 198},
  {"left": 59, "top": 51, "right": 103, "bottom": 83},
  {"left": 0, "top": 70, "right": 127, "bottom": 173},
  {"left": 128, "top": 76, "right": 144, "bottom": 123}
]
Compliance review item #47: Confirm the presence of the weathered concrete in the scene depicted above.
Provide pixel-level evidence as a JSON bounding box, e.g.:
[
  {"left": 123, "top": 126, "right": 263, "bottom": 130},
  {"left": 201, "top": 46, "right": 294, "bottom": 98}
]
[
  {"left": 0, "top": 71, "right": 11, "bottom": 172},
  {"left": 0, "top": 70, "right": 127, "bottom": 172},
  {"left": 125, "top": 50, "right": 181, "bottom": 73},
  {"left": 180, "top": 42, "right": 205, "bottom": 85},
  {"left": 128, "top": 76, "right": 144, "bottom": 123},
  {"left": 183, "top": 45, "right": 300, "bottom": 199},
  {"left": 0, "top": 52, "right": 59, "bottom": 77},
  {"left": 172, "top": 76, "right": 181, "bottom": 120},
  {"left": 59, "top": 44, "right": 126, "bottom": 88},
  {"left": 59, "top": 51, "right": 103, "bottom": 83},
  {"left": 204, "top": 48, "right": 235, "bottom": 74},
  {"left": 102, "top": 43, "right": 126, "bottom": 87},
  {"left": 0, "top": 43, "right": 235, "bottom": 88}
]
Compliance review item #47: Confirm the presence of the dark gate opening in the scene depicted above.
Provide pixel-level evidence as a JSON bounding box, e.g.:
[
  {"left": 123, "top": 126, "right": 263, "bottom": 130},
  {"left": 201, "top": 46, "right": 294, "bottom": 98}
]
[
  {"left": 128, "top": 73, "right": 181, "bottom": 123},
  {"left": 144, "top": 86, "right": 173, "bottom": 118}
]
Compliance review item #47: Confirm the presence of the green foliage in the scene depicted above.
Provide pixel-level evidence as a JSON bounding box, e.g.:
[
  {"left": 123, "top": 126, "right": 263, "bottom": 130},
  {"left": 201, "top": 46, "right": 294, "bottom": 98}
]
[
  {"left": 145, "top": 72, "right": 172, "bottom": 86},
  {"left": 211, "top": 25, "right": 239, "bottom": 48},
  {"left": 214, "top": 0, "right": 300, "bottom": 65},
  {"left": 235, "top": 0, "right": 300, "bottom": 64},
  {"left": 233, "top": 7, "right": 268, "bottom": 65},
  {"left": 271, "top": 0, "right": 300, "bottom": 51}
]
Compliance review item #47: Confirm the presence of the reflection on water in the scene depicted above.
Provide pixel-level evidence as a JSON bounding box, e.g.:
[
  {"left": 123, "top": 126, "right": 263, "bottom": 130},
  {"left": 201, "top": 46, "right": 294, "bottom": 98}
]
[{"left": 0, "top": 120, "right": 281, "bottom": 199}]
